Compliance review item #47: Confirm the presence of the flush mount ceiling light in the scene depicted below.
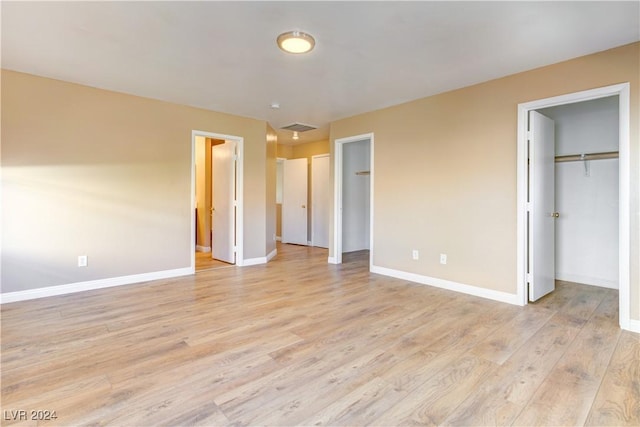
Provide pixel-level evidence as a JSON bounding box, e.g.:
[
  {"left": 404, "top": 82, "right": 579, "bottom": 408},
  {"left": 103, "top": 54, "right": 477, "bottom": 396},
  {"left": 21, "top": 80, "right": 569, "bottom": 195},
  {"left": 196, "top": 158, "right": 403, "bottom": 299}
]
[
  {"left": 277, "top": 31, "right": 315, "bottom": 54},
  {"left": 292, "top": 131, "right": 299, "bottom": 140}
]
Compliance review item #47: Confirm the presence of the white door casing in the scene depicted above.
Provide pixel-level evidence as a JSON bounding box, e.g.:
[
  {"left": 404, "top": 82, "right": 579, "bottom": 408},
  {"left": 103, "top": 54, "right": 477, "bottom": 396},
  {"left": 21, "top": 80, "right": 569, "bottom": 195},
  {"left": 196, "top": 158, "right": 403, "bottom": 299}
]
[
  {"left": 212, "top": 140, "right": 236, "bottom": 264},
  {"left": 331, "top": 133, "right": 374, "bottom": 265},
  {"left": 528, "top": 111, "right": 556, "bottom": 301},
  {"left": 312, "top": 154, "right": 330, "bottom": 248},
  {"left": 282, "top": 158, "right": 308, "bottom": 245}
]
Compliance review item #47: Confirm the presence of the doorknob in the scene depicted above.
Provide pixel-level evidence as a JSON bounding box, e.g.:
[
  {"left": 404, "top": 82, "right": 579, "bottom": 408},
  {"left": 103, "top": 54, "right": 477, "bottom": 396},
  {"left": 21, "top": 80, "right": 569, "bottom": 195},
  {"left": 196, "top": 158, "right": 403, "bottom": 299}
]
[
  {"left": 210, "top": 207, "right": 215, "bottom": 213},
  {"left": 302, "top": 205, "right": 306, "bottom": 209},
  {"left": 552, "top": 212, "right": 560, "bottom": 218}
]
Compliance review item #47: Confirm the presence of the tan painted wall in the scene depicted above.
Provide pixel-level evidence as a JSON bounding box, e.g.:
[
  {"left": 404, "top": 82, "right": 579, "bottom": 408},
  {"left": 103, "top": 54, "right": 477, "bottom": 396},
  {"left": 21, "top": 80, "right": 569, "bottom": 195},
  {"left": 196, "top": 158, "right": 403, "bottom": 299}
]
[
  {"left": 266, "top": 124, "right": 277, "bottom": 256},
  {"left": 202, "top": 138, "right": 226, "bottom": 250},
  {"left": 276, "top": 143, "right": 293, "bottom": 159},
  {"left": 330, "top": 42, "right": 639, "bottom": 320},
  {"left": 196, "top": 138, "right": 221, "bottom": 249},
  {"left": 274, "top": 144, "right": 290, "bottom": 239},
  {"left": 276, "top": 204, "right": 283, "bottom": 239},
  {"left": 195, "top": 136, "right": 208, "bottom": 248},
  {"left": 1, "top": 70, "right": 268, "bottom": 293},
  {"left": 292, "top": 140, "right": 330, "bottom": 159}
]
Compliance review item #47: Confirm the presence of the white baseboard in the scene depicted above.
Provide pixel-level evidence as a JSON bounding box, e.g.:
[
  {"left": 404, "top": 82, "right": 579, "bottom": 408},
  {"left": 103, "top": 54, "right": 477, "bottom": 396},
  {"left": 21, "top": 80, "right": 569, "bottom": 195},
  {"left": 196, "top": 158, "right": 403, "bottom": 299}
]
[
  {"left": 195, "top": 246, "right": 211, "bottom": 253},
  {"left": 328, "top": 256, "right": 339, "bottom": 264},
  {"left": 242, "top": 256, "right": 267, "bottom": 266},
  {"left": 370, "top": 265, "right": 520, "bottom": 306},
  {"left": 624, "top": 318, "right": 640, "bottom": 333},
  {"left": 242, "top": 249, "right": 277, "bottom": 266},
  {"left": 555, "top": 273, "right": 618, "bottom": 289},
  {"left": 0, "top": 267, "right": 194, "bottom": 304}
]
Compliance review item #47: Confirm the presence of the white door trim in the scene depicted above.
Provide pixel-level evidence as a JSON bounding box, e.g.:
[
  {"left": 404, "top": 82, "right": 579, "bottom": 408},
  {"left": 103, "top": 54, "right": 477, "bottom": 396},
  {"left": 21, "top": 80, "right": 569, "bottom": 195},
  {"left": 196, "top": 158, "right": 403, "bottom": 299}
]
[
  {"left": 191, "top": 130, "right": 244, "bottom": 268},
  {"left": 331, "top": 133, "right": 374, "bottom": 266},
  {"left": 516, "top": 83, "right": 631, "bottom": 331}
]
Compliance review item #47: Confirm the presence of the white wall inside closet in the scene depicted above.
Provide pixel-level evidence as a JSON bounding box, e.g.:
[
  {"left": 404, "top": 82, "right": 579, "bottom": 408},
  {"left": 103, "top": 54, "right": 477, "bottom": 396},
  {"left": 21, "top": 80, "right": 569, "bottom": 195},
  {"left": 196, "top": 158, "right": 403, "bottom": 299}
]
[
  {"left": 539, "top": 96, "right": 619, "bottom": 289},
  {"left": 342, "top": 140, "right": 371, "bottom": 253}
]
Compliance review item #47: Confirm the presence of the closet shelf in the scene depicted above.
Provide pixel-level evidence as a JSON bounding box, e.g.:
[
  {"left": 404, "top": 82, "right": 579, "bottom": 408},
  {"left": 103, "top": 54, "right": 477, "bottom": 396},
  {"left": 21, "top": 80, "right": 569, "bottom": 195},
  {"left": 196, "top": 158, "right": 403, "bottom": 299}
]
[{"left": 555, "top": 151, "right": 618, "bottom": 163}]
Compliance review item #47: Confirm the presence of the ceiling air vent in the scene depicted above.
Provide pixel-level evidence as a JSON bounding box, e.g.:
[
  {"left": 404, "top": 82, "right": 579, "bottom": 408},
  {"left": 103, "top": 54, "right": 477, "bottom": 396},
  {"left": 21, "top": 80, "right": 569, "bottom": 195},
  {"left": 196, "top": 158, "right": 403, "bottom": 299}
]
[{"left": 280, "top": 123, "right": 317, "bottom": 133}]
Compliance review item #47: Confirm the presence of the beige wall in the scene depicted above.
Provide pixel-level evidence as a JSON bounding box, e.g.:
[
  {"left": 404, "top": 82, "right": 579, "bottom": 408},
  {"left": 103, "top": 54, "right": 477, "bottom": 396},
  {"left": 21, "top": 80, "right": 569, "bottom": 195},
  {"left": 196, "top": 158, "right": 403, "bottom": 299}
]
[
  {"left": 276, "top": 144, "right": 293, "bottom": 159},
  {"left": 195, "top": 136, "right": 208, "bottom": 248},
  {"left": 1, "top": 70, "right": 268, "bottom": 293},
  {"left": 330, "top": 42, "right": 639, "bottom": 320},
  {"left": 195, "top": 137, "right": 220, "bottom": 249},
  {"left": 292, "top": 140, "right": 330, "bottom": 159},
  {"left": 266, "top": 124, "right": 277, "bottom": 255}
]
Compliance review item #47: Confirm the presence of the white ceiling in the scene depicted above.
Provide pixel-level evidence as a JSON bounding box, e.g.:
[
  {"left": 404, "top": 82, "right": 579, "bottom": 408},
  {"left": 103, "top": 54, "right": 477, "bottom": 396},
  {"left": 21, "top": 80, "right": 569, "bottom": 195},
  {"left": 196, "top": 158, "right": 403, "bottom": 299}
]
[{"left": 2, "top": 1, "right": 639, "bottom": 145}]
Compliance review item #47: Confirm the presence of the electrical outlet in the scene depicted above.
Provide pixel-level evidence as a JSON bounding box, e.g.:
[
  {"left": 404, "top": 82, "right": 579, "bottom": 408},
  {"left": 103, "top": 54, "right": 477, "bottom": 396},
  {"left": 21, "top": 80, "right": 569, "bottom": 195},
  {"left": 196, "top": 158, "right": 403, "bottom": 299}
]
[
  {"left": 412, "top": 250, "right": 419, "bottom": 260},
  {"left": 78, "top": 255, "right": 88, "bottom": 267},
  {"left": 440, "top": 254, "right": 447, "bottom": 265}
]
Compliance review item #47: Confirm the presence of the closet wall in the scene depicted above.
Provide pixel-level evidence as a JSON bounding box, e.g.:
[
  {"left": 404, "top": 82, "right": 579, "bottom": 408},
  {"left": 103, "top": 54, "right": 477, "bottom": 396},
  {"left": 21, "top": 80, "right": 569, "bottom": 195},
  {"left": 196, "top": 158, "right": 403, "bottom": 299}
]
[
  {"left": 540, "top": 96, "right": 619, "bottom": 289},
  {"left": 342, "top": 140, "right": 371, "bottom": 253}
]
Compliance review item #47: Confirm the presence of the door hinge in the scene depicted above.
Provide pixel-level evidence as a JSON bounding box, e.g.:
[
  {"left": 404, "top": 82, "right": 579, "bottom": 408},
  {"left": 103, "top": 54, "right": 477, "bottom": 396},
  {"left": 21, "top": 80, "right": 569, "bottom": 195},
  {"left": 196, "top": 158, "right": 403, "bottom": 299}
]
[
  {"left": 233, "top": 200, "right": 238, "bottom": 207},
  {"left": 527, "top": 131, "right": 532, "bottom": 141},
  {"left": 526, "top": 273, "right": 533, "bottom": 283},
  {"left": 233, "top": 246, "right": 237, "bottom": 253},
  {"left": 233, "top": 154, "right": 239, "bottom": 161},
  {"left": 526, "top": 202, "right": 532, "bottom": 212}
]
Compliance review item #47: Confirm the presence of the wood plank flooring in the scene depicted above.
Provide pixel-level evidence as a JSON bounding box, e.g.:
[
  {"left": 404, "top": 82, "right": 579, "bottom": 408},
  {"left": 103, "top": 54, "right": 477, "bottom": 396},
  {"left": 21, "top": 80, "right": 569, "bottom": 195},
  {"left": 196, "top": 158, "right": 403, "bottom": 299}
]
[
  {"left": 195, "top": 251, "right": 233, "bottom": 272},
  {"left": 1, "top": 243, "right": 638, "bottom": 426}
]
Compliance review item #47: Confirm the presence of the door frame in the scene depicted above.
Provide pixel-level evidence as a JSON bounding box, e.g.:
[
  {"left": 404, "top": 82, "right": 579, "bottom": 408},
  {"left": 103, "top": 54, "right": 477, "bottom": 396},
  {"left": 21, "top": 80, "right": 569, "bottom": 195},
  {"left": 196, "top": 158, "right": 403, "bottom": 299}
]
[
  {"left": 191, "top": 130, "right": 244, "bottom": 270},
  {"left": 330, "top": 133, "right": 374, "bottom": 266},
  {"left": 311, "top": 154, "right": 330, "bottom": 248},
  {"left": 516, "top": 83, "right": 631, "bottom": 330}
]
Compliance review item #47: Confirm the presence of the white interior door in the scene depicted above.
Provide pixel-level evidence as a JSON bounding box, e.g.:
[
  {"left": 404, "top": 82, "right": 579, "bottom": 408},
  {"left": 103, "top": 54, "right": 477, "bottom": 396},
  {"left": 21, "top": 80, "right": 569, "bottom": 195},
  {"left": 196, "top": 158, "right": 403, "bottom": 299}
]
[
  {"left": 282, "top": 158, "right": 308, "bottom": 245},
  {"left": 312, "top": 155, "right": 330, "bottom": 248},
  {"left": 529, "top": 111, "right": 556, "bottom": 301},
  {"left": 212, "top": 141, "right": 236, "bottom": 263}
]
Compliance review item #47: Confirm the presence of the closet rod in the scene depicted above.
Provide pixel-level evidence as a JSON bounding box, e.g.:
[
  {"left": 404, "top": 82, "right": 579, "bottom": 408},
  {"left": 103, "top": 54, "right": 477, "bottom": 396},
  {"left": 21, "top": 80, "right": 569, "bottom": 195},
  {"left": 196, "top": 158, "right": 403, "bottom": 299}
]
[{"left": 555, "top": 151, "right": 619, "bottom": 163}]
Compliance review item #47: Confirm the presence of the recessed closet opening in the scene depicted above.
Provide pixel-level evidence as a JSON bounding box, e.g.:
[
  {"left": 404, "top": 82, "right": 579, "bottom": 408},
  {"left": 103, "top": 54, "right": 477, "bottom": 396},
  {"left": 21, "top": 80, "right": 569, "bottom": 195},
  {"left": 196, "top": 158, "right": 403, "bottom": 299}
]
[
  {"left": 332, "top": 133, "right": 374, "bottom": 266},
  {"left": 538, "top": 96, "right": 619, "bottom": 291}
]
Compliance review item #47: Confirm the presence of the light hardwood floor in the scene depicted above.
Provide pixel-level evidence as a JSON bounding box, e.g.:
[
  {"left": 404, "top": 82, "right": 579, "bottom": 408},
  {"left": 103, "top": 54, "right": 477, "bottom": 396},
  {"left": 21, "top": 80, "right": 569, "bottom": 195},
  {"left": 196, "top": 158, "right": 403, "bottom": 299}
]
[
  {"left": 1, "top": 243, "right": 638, "bottom": 426},
  {"left": 195, "top": 251, "right": 234, "bottom": 272}
]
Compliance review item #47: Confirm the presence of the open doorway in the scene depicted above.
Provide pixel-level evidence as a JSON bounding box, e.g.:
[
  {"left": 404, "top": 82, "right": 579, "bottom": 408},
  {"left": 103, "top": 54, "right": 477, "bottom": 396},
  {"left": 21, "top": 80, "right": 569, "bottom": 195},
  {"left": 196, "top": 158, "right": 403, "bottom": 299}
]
[
  {"left": 191, "top": 130, "right": 244, "bottom": 272},
  {"left": 517, "top": 84, "right": 631, "bottom": 330},
  {"left": 331, "top": 133, "right": 374, "bottom": 266}
]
